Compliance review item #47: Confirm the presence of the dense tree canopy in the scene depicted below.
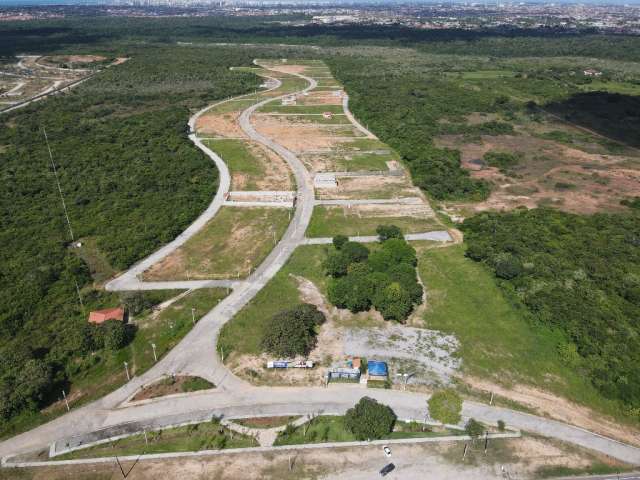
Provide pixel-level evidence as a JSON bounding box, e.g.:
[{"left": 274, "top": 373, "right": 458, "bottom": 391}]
[
  {"left": 463, "top": 208, "right": 640, "bottom": 410},
  {"left": 261, "top": 304, "right": 326, "bottom": 358},
  {"left": 325, "top": 228, "right": 423, "bottom": 322},
  {"left": 344, "top": 397, "right": 397, "bottom": 440}
]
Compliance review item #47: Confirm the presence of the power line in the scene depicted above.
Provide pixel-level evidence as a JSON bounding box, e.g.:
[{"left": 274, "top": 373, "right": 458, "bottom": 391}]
[{"left": 43, "top": 126, "right": 75, "bottom": 242}]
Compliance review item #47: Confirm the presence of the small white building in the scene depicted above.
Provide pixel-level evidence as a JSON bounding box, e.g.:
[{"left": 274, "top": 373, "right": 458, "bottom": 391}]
[{"left": 583, "top": 69, "right": 603, "bottom": 77}]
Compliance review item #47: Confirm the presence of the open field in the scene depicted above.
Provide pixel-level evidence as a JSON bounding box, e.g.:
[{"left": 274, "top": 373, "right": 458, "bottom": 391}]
[
  {"left": 204, "top": 139, "right": 293, "bottom": 190},
  {"left": 306, "top": 205, "right": 441, "bottom": 237},
  {"left": 418, "top": 244, "right": 640, "bottom": 443},
  {"left": 144, "top": 207, "right": 291, "bottom": 280},
  {"left": 315, "top": 175, "right": 420, "bottom": 200},
  {"left": 58, "top": 419, "right": 257, "bottom": 459},
  {"left": 219, "top": 245, "right": 328, "bottom": 358}
]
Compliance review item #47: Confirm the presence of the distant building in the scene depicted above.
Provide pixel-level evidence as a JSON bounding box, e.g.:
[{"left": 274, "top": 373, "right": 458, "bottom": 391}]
[
  {"left": 88, "top": 307, "right": 124, "bottom": 324},
  {"left": 583, "top": 69, "right": 603, "bottom": 77}
]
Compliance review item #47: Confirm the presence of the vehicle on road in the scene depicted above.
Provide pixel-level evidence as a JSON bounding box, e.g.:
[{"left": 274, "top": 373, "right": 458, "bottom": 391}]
[
  {"left": 379, "top": 463, "right": 395, "bottom": 476},
  {"left": 383, "top": 445, "right": 392, "bottom": 457}
]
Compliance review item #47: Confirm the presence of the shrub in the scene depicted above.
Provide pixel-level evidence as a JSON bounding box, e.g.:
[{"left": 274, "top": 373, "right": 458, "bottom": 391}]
[
  {"left": 497, "top": 420, "right": 506, "bottom": 432},
  {"left": 260, "top": 304, "right": 326, "bottom": 357},
  {"left": 376, "top": 224, "right": 403, "bottom": 242},
  {"left": 332, "top": 235, "right": 349, "bottom": 250},
  {"left": 465, "top": 418, "right": 484, "bottom": 439},
  {"left": 428, "top": 389, "right": 462, "bottom": 425},
  {"left": 344, "top": 397, "right": 397, "bottom": 440},
  {"left": 341, "top": 242, "right": 370, "bottom": 264}
]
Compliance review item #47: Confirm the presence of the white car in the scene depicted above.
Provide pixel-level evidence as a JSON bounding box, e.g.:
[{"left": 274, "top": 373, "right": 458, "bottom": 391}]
[{"left": 383, "top": 446, "right": 392, "bottom": 457}]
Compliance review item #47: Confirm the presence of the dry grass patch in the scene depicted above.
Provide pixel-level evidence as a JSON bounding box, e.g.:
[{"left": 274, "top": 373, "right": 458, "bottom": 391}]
[
  {"left": 144, "top": 207, "right": 290, "bottom": 280},
  {"left": 316, "top": 175, "right": 420, "bottom": 200}
]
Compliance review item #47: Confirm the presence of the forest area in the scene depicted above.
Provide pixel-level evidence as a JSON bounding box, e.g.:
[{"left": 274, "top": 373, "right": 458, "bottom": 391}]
[
  {"left": 1, "top": 14, "right": 640, "bottom": 430},
  {"left": 0, "top": 44, "right": 259, "bottom": 431}
]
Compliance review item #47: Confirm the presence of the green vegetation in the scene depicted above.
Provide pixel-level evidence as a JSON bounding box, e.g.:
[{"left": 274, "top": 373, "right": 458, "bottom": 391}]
[
  {"left": 219, "top": 245, "right": 328, "bottom": 357},
  {"left": 260, "top": 304, "right": 326, "bottom": 357},
  {"left": 464, "top": 418, "right": 485, "bottom": 439},
  {"left": 60, "top": 417, "right": 257, "bottom": 459},
  {"left": 307, "top": 206, "right": 440, "bottom": 237},
  {"left": 463, "top": 208, "right": 640, "bottom": 416},
  {"left": 0, "top": 43, "right": 260, "bottom": 427},
  {"left": 203, "top": 140, "right": 264, "bottom": 189},
  {"left": 418, "top": 245, "right": 619, "bottom": 417},
  {"left": 1, "top": 288, "right": 227, "bottom": 439},
  {"left": 428, "top": 389, "right": 463, "bottom": 425},
  {"left": 144, "top": 207, "right": 291, "bottom": 280},
  {"left": 344, "top": 397, "right": 397, "bottom": 440},
  {"left": 325, "top": 232, "right": 423, "bottom": 322},
  {"left": 483, "top": 150, "right": 521, "bottom": 172},
  {"left": 180, "top": 377, "right": 215, "bottom": 393}
]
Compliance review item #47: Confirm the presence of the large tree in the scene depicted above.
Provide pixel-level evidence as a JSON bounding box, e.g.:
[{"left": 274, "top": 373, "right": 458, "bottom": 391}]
[
  {"left": 261, "top": 304, "right": 326, "bottom": 357},
  {"left": 344, "top": 397, "right": 397, "bottom": 440}
]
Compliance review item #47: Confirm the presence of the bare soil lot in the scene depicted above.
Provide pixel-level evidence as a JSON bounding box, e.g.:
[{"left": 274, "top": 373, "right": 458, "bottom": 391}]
[
  {"left": 196, "top": 110, "right": 247, "bottom": 138},
  {"left": 437, "top": 130, "right": 640, "bottom": 214},
  {"left": 144, "top": 207, "right": 290, "bottom": 280},
  {"left": 315, "top": 175, "right": 420, "bottom": 200}
]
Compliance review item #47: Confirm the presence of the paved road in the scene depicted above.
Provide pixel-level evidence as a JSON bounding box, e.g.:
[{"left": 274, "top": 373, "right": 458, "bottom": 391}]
[
  {"left": 2, "top": 62, "right": 640, "bottom": 471},
  {"left": 303, "top": 231, "right": 453, "bottom": 245}
]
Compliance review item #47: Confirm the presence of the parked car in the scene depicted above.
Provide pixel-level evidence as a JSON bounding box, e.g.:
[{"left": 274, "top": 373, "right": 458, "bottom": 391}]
[
  {"left": 379, "top": 463, "right": 395, "bottom": 477},
  {"left": 383, "top": 446, "right": 392, "bottom": 457}
]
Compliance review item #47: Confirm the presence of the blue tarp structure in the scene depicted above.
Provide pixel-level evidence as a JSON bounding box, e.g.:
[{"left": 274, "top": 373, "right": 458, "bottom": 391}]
[{"left": 368, "top": 360, "right": 388, "bottom": 377}]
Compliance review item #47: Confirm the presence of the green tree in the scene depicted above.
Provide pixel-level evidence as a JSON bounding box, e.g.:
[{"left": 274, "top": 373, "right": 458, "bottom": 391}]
[
  {"left": 102, "top": 320, "right": 131, "bottom": 351},
  {"left": 261, "top": 304, "right": 326, "bottom": 357},
  {"left": 332, "top": 235, "right": 349, "bottom": 250},
  {"left": 374, "top": 282, "right": 413, "bottom": 322},
  {"left": 344, "top": 397, "right": 397, "bottom": 440},
  {"left": 376, "top": 224, "right": 403, "bottom": 242},
  {"left": 465, "top": 418, "right": 484, "bottom": 439},
  {"left": 341, "top": 242, "right": 370, "bottom": 264},
  {"left": 428, "top": 389, "right": 462, "bottom": 425},
  {"left": 323, "top": 251, "right": 349, "bottom": 277}
]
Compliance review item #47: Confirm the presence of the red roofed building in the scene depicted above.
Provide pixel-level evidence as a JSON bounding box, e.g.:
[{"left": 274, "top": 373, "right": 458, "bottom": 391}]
[{"left": 88, "top": 307, "right": 125, "bottom": 324}]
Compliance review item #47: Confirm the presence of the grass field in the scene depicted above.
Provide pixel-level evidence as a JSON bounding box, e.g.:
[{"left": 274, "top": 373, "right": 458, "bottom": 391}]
[
  {"left": 59, "top": 418, "right": 257, "bottom": 459},
  {"left": 144, "top": 207, "right": 291, "bottom": 280},
  {"left": 274, "top": 416, "right": 464, "bottom": 445},
  {"left": 203, "top": 139, "right": 264, "bottom": 189},
  {"left": 418, "top": 244, "right": 622, "bottom": 417},
  {"left": 218, "top": 245, "right": 328, "bottom": 357},
  {"left": 306, "top": 206, "right": 441, "bottom": 237}
]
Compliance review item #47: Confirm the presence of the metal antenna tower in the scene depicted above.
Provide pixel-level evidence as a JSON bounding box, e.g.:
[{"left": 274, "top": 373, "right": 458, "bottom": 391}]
[{"left": 43, "top": 127, "right": 75, "bottom": 242}]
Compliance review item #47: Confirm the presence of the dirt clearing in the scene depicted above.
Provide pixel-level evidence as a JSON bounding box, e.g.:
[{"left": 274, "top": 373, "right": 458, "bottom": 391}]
[
  {"left": 196, "top": 110, "right": 246, "bottom": 138},
  {"left": 315, "top": 175, "right": 420, "bottom": 200},
  {"left": 463, "top": 375, "right": 640, "bottom": 448}
]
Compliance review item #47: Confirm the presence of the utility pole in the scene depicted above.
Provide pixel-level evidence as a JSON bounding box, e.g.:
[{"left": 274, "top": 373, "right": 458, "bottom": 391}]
[
  {"left": 62, "top": 389, "right": 70, "bottom": 411},
  {"left": 191, "top": 307, "right": 196, "bottom": 325},
  {"left": 150, "top": 342, "right": 157, "bottom": 362},
  {"left": 124, "top": 361, "right": 130, "bottom": 381},
  {"left": 43, "top": 127, "right": 74, "bottom": 241}
]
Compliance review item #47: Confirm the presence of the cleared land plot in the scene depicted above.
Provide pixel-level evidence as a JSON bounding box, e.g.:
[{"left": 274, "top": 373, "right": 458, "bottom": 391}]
[
  {"left": 306, "top": 205, "right": 440, "bottom": 237},
  {"left": 144, "top": 207, "right": 291, "bottom": 280},
  {"left": 301, "top": 151, "right": 392, "bottom": 173},
  {"left": 315, "top": 175, "right": 420, "bottom": 200},
  {"left": 203, "top": 139, "right": 292, "bottom": 190},
  {"left": 253, "top": 116, "right": 363, "bottom": 153},
  {"left": 295, "top": 91, "right": 343, "bottom": 106},
  {"left": 256, "top": 113, "right": 351, "bottom": 125},
  {"left": 437, "top": 129, "right": 640, "bottom": 214},
  {"left": 58, "top": 419, "right": 257, "bottom": 459},
  {"left": 196, "top": 109, "right": 246, "bottom": 138},
  {"left": 219, "top": 245, "right": 327, "bottom": 358},
  {"left": 257, "top": 104, "right": 343, "bottom": 114}
]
